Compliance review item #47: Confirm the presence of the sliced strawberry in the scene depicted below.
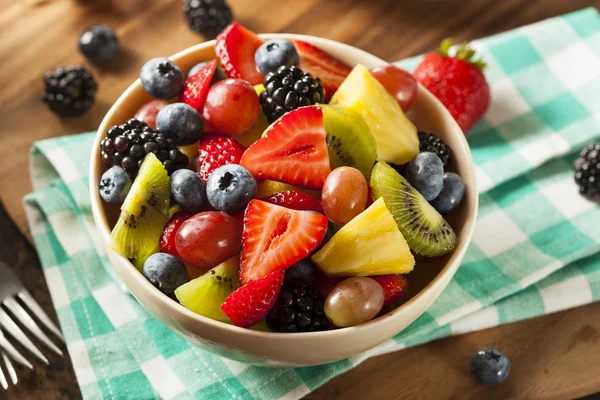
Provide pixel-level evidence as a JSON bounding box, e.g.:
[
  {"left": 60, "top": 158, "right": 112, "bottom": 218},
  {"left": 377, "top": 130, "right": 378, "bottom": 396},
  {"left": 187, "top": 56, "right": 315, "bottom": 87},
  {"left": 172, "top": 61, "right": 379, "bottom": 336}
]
[
  {"left": 160, "top": 211, "right": 196, "bottom": 258},
  {"left": 240, "top": 106, "right": 331, "bottom": 189},
  {"left": 197, "top": 135, "right": 246, "bottom": 183},
  {"left": 181, "top": 59, "right": 218, "bottom": 112},
  {"left": 261, "top": 190, "right": 323, "bottom": 214},
  {"left": 215, "top": 22, "right": 264, "bottom": 85},
  {"left": 294, "top": 40, "right": 352, "bottom": 101},
  {"left": 221, "top": 270, "right": 284, "bottom": 328},
  {"left": 239, "top": 200, "right": 328, "bottom": 285},
  {"left": 371, "top": 275, "right": 409, "bottom": 308}
]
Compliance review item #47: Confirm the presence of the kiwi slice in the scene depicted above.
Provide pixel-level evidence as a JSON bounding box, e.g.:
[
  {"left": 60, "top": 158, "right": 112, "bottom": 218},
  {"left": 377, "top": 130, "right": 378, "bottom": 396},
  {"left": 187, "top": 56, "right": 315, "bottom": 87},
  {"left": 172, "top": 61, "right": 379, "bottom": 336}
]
[
  {"left": 175, "top": 256, "right": 240, "bottom": 323},
  {"left": 371, "top": 161, "right": 457, "bottom": 257},
  {"left": 322, "top": 105, "right": 377, "bottom": 179},
  {"left": 109, "top": 153, "right": 170, "bottom": 259}
]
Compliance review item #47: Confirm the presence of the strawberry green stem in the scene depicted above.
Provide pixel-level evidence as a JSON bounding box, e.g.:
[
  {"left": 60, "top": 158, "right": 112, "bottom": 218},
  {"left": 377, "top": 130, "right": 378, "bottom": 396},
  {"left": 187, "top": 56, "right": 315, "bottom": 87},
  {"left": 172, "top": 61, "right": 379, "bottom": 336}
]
[{"left": 437, "top": 39, "right": 487, "bottom": 70}]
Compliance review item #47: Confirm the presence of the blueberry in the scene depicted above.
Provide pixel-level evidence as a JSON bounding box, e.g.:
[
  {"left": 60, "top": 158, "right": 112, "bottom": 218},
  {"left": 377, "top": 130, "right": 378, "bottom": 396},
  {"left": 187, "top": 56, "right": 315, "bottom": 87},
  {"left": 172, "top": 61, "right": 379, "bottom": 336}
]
[
  {"left": 170, "top": 169, "right": 207, "bottom": 212},
  {"left": 156, "top": 103, "right": 204, "bottom": 146},
  {"left": 406, "top": 152, "right": 444, "bottom": 201},
  {"left": 471, "top": 347, "right": 510, "bottom": 384},
  {"left": 79, "top": 25, "right": 119, "bottom": 63},
  {"left": 187, "top": 62, "right": 228, "bottom": 82},
  {"left": 99, "top": 166, "right": 131, "bottom": 205},
  {"left": 142, "top": 253, "right": 188, "bottom": 298},
  {"left": 255, "top": 39, "right": 299, "bottom": 75},
  {"left": 431, "top": 172, "right": 465, "bottom": 214},
  {"left": 206, "top": 164, "right": 257, "bottom": 213},
  {"left": 140, "top": 58, "right": 185, "bottom": 99},
  {"left": 286, "top": 260, "right": 316, "bottom": 284}
]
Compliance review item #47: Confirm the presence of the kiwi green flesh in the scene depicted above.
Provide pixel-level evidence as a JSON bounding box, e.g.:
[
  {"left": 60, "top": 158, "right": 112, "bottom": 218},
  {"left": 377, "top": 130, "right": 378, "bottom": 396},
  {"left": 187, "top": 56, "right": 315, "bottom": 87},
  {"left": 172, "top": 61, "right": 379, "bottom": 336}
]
[
  {"left": 371, "top": 161, "right": 457, "bottom": 257},
  {"left": 175, "top": 259, "right": 240, "bottom": 323},
  {"left": 109, "top": 153, "right": 170, "bottom": 259},
  {"left": 322, "top": 105, "right": 377, "bottom": 179}
]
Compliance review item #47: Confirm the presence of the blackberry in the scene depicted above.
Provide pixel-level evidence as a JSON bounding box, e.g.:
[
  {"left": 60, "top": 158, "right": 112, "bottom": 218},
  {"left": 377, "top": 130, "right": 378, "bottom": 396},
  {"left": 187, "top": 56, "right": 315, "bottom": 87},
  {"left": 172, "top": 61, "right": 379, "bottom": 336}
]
[
  {"left": 42, "top": 66, "right": 97, "bottom": 117},
  {"left": 182, "top": 0, "right": 233, "bottom": 38},
  {"left": 100, "top": 118, "right": 189, "bottom": 177},
  {"left": 418, "top": 132, "right": 452, "bottom": 168},
  {"left": 260, "top": 66, "right": 326, "bottom": 123},
  {"left": 267, "top": 279, "right": 329, "bottom": 333},
  {"left": 574, "top": 143, "right": 600, "bottom": 200}
]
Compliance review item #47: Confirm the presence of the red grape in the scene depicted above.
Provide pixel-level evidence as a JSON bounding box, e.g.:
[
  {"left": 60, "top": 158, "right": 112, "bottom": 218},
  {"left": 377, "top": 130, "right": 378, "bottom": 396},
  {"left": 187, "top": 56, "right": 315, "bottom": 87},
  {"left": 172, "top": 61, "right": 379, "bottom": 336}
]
[
  {"left": 370, "top": 65, "right": 418, "bottom": 112},
  {"left": 175, "top": 212, "right": 242, "bottom": 267},
  {"left": 321, "top": 167, "right": 368, "bottom": 224},
  {"left": 324, "top": 277, "right": 385, "bottom": 327},
  {"left": 203, "top": 79, "right": 260, "bottom": 136},
  {"left": 134, "top": 100, "right": 168, "bottom": 128}
]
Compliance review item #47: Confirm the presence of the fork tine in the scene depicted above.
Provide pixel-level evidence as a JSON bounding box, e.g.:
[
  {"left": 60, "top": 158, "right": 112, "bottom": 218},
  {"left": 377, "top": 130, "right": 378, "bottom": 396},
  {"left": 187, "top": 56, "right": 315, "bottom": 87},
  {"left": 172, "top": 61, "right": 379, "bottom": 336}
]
[
  {"left": 0, "top": 309, "right": 48, "bottom": 365},
  {"left": 1, "top": 352, "right": 17, "bottom": 386},
  {"left": 0, "top": 355, "right": 7, "bottom": 390},
  {"left": 0, "top": 330, "right": 32, "bottom": 369},
  {"left": 18, "top": 291, "right": 64, "bottom": 343},
  {"left": 4, "top": 297, "right": 62, "bottom": 357}
]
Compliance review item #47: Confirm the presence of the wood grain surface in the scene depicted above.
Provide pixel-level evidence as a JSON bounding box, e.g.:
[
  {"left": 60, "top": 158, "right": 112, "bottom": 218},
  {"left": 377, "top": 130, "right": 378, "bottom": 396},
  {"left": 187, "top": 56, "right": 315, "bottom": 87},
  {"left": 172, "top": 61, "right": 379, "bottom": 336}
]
[{"left": 1, "top": 0, "right": 599, "bottom": 399}]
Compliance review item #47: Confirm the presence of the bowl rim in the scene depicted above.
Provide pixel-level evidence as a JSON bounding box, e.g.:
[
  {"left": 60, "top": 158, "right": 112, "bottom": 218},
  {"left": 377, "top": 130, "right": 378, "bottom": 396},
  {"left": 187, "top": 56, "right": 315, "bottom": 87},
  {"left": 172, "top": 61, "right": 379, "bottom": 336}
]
[{"left": 90, "top": 33, "right": 478, "bottom": 340}]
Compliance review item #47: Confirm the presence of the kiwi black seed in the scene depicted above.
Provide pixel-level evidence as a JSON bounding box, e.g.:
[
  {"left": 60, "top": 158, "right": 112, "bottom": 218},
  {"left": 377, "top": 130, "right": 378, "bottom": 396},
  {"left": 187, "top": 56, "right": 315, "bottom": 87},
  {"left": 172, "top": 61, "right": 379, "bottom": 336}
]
[
  {"left": 370, "top": 161, "right": 457, "bottom": 257},
  {"left": 322, "top": 105, "right": 377, "bottom": 179},
  {"left": 109, "top": 153, "right": 171, "bottom": 259}
]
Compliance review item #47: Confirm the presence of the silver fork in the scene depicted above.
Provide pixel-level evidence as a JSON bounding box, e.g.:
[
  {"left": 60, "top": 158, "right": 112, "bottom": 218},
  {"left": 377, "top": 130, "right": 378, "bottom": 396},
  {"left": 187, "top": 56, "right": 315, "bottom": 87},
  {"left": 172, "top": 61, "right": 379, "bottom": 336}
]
[{"left": 0, "top": 262, "right": 64, "bottom": 389}]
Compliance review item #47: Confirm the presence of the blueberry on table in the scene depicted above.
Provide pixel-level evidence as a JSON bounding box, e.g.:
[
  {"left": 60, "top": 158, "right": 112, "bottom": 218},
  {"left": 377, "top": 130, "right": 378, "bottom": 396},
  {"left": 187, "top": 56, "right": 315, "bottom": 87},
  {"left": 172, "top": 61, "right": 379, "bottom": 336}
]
[
  {"left": 406, "top": 152, "right": 444, "bottom": 201},
  {"left": 255, "top": 39, "right": 300, "bottom": 75},
  {"left": 79, "top": 25, "right": 119, "bottom": 64},
  {"left": 471, "top": 347, "right": 510, "bottom": 384},
  {"left": 142, "top": 253, "right": 188, "bottom": 298},
  {"left": 140, "top": 58, "right": 185, "bottom": 99},
  {"left": 431, "top": 172, "right": 465, "bottom": 214},
  {"left": 206, "top": 164, "right": 257, "bottom": 213},
  {"left": 99, "top": 166, "right": 132, "bottom": 205},
  {"left": 170, "top": 169, "right": 207, "bottom": 212},
  {"left": 156, "top": 103, "right": 204, "bottom": 146}
]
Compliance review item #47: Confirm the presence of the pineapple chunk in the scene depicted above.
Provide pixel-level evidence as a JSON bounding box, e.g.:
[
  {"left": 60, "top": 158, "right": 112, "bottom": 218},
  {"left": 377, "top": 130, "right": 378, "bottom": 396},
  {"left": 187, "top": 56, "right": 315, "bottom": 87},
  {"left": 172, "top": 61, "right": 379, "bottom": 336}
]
[
  {"left": 330, "top": 64, "right": 419, "bottom": 165},
  {"left": 311, "top": 198, "right": 415, "bottom": 276}
]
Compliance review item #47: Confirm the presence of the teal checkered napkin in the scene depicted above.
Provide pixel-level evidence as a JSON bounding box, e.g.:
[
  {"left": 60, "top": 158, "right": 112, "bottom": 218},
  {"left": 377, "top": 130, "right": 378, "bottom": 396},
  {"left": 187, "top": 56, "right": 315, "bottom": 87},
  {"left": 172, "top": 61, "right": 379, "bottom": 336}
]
[{"left": 23, "top": 8, "right": 600, "bottom": 400}]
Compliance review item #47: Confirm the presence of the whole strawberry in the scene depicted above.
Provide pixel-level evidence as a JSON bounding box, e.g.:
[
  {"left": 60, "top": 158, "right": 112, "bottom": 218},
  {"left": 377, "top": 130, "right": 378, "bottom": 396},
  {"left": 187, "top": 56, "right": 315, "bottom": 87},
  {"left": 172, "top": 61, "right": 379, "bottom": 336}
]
[
  {"left": 197, "top": 135, "right": 245, "bottom": 183},
  {"left": 413, "top": 40, "right": 490, "bottom": 133}
]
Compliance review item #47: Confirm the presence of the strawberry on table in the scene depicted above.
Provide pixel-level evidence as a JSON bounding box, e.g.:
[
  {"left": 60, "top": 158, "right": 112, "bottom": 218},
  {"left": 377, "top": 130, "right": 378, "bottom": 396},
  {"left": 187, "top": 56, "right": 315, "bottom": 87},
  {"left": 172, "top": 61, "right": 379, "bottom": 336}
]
[
  {"left": 240, "top": 106, "right": 331, "bottom": 190},
  {"left": 371, "top": 274, "right": 409, "bottom": 308},
  {"left": 239, "top": 200, "right": 328, "bottom": 285},
  {"left": 197, "top": 135, "right": 246, "bottom": 183},
  {"left": 413, "top": 39, "right": 490, "bottom": 133},
  {"left": 294, "top": 40, "right": 352, "bottom": 101},
  {"left": 221, "top": 270, "right": 285, "bottom": 328},
  {"left": 159, "top": 211, "right": 196, "bottom": 258},
  {"left": 181, "top": 59, "right": 218, "bottom": 112},
  {"left": 215, "top": 22, "right": 264, "bottom": 85},
  {"left": 261, "top": 190, "right": 324, "bottom": 214}
]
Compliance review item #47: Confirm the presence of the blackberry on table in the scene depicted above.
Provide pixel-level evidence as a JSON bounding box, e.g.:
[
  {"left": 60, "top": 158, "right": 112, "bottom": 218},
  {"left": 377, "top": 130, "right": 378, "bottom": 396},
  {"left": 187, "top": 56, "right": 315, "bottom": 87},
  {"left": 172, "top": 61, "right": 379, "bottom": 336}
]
[
  {"left": 574, "top": 142, "right": 600, "bottom": 200},
  {"left": 42, "top": 66, "right": 97, "bottom": 117},
  {"left": 267, "top": 278, "right": 329, "bottom": 333},
  {"left": 418, "top": 132, "right": 452, "bottom": 168},
  {"left": 100, "top": 118, "right": 189, "bottom": 177},
  {"left": 182, "top": 0, "right": 233, "bottom": 38},
  {"left": 260, "top": 66, "right": 326, "bottom": 123}
]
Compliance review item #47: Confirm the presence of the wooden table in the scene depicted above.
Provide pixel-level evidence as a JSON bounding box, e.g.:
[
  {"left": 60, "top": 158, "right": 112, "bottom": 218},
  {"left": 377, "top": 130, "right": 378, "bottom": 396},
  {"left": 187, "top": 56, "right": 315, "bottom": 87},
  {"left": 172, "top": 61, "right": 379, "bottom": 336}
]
[{"left": 1, "top": 0, "right": 599, "bottom": 399}]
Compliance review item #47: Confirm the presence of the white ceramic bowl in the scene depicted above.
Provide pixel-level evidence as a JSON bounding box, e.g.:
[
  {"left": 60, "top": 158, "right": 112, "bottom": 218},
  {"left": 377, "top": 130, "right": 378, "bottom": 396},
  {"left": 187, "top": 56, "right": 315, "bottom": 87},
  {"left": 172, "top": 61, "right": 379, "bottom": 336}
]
[{"left": 90, "top": 34, "right": 478, "bottom": 367}]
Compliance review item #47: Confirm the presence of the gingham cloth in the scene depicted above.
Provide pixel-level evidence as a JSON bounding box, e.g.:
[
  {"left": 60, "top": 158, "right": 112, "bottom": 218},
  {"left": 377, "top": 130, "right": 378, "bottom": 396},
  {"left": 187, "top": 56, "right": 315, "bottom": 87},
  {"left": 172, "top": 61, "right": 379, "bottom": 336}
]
[{"left": 22, "top": 8, "right": 600, "bottom": 400}]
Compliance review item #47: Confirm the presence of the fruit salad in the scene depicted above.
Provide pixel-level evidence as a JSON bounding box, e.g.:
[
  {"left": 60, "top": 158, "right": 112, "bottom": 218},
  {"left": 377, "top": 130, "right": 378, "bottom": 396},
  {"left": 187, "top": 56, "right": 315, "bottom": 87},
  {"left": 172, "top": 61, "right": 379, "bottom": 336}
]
[{"left": 98, "top": 22, "right": 468, "bottom": 332}]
